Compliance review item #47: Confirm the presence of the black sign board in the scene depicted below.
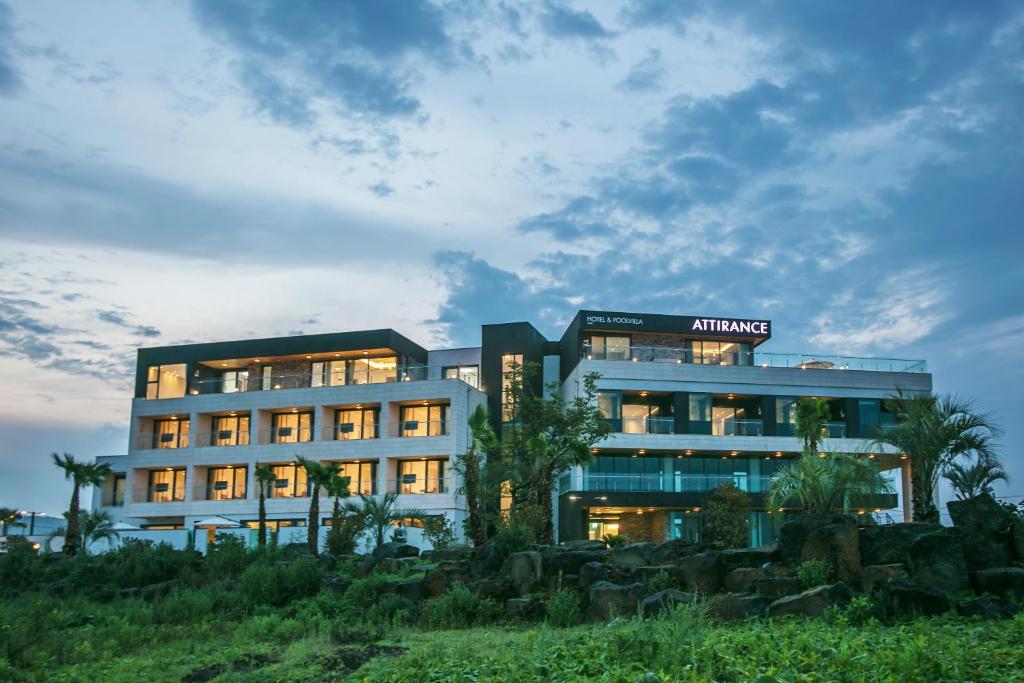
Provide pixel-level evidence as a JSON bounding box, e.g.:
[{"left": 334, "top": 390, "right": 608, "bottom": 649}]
[{"left": 577, "top": 310, "right": 771, "bottom": 340}]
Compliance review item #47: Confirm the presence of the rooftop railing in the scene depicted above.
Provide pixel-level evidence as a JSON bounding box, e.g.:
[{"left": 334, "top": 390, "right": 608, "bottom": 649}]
[
  {"left": 582, "top": 343, "right": 926, "bottom": 373},
  {"left": 183, "top": 364, "right": 474, "bottom": 397},
  {"left": 606, "top": 416, "right": 675, "bottom": 435}
]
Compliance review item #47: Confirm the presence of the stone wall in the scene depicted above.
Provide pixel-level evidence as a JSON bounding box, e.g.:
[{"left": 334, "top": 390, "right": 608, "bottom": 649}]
[{"left": 618, "top": 510, "right": 670, "bottom": 543}]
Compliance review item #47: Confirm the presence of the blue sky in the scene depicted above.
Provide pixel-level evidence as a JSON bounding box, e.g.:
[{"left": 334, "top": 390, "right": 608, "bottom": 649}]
[{"left": 0, "top": 0, "right": 1021, "bottom": 517}]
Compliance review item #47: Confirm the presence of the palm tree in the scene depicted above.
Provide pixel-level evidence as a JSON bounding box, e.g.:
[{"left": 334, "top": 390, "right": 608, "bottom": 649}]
[
  {"left": 874, "top": 390, "right": 999, "bottom": 523},
  {"left": 944, "top": 455, "right": 1008, "bottom": 500},
  {"left": 253, "top": 465, "right": 276, "bottom": 549},
  {"left": 768, "top": 452, "right": 892, "bottom": 515},
  {"left": 0, "top": 508, "right": 24, "bottom": 536},
  {"left": 454, "top": 404, "right": 497, "bottom": 547},
  {"left": 346, "top": 491, "right": 425, "bottom": 553},
  {"left": 52, "top": 453, "right": 111, "bottom": 556},
  {"left": 48, "top": 510, "right": 121, "bottom": 554},
  {"left": 794, "top": 398, "right": 831, "bottom": 454},
  {"left": 295, "top": 456, "right": 339, "bottom": 555}
]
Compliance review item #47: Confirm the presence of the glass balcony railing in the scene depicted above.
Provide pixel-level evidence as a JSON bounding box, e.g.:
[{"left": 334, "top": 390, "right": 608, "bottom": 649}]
[
  {"left": 581, "top": 344, "right": 926, "bottom": 373},
  {"left": 607, "top": 416, "right": 675, "bottom": 434},
  {"left": 391, "top": 420, "right": 449, "bottom": 438},
  {"left": 132, "top": 486, "right": 186, "bottom": 503},
  {"left": 324, "top": 424, "right": 378, "bottom": 441},
  {"left": 712, "top": 419, "right": 765, "bottom": 436},
  {"left": 195, "top": 485, "right": 247, "bottom": 501},
  {"left": 257, "top": 428, "right": 314, "bottom": 445},
  {"left": 134, "top": 432, "right": 190, "bottom": 450},
  {"left": 558, "top": 473, "right": 775, "bottom": 494},
  {"left": 822, "top": 422, "right": 847, "bottom": 438},
  {"left": 390, "top": 478, "right": 448, "bottom": 495},
  {"left": 194, "top": 431, "right": 251, "bottom": 447}
]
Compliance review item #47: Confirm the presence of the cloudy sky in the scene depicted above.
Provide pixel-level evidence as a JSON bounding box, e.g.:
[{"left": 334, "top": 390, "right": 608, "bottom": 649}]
[{"left": 0, "top": 0, "right": 1021, "bottom": 517}]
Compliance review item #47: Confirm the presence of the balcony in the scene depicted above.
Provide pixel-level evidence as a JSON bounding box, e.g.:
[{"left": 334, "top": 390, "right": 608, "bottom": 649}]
[
  {"left": 194, "top": 484, "right": 247, "bottom": 501},
  {"left": 100, "top": 491, "right": 125, "bottom": 507},
  {"left": 134, "top": 432, "right": 190, "bottom": 450},
  {"left": 183, "top": 364, "right": 471, "bottom": 397},
  {"left": 324, "top": 423, "right": 378, "bottom": 441},
  {"left": 132, "top": 485, "right": 186, "bottom": 504},
  {"left": 194, "top": 430, "right": 251, "bottom": 447},
  {"left": 823, "top": 422, "right": 847, "bottom": 438},
  {"left": 390, "top": 478, "right": 448, "bottom": 494},
  {"left": 390, "top": 420, "right": 449, "bottom": 438},
  {"left": 582, "top": 343, "right": 927, "bottom": 373},
  {"left": 558, "top": 473, "right": 775, "bottom": 494},
  {"left": 712, "top": 419, "right": 764, "bottom": 436},
  {"left": 606, "top": 416, "right": 675, "bottom": 435},
  {"left": 256, "top": 427, "right": 314, "bottom": 445}
]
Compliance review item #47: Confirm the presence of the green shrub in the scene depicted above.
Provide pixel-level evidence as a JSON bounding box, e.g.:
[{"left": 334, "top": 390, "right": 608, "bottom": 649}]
[
  {"left": 491, "top": 522, "right": 534, "bottom": 565},
  {"left": 421, "top": 582, "right": 501, "bottom": 629},
  {"left": 545, "top": 588, "right": 582, "bottom": 627},
  {"left": 239, "top": 558, "right": 324, "bottom": 608},
  {"left": 203, "top": 534, "right": 249, "bottom": 577},
  {"left": 646, "top": 569, "right": 676, "bottom": 593},
  {"left": 152, "top": 586, "right": 217, "bottom": 624},
  {"left": 831, "top": 595, "right": 876, "bottom": 627},
  {"left": 796, "top": 559, "right": 833, "bottom": 589},
  {"left": 703, "top": 482, "right": 751, "bottom": 549},
  {"left": 602, "top": 533, "right": 629, "bottom": 548},
  {"left": 423, "top": 515, "right": 456, "bottom": 550}
]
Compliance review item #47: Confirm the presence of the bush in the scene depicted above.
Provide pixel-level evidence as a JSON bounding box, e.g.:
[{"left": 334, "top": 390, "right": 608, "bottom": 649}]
[
  {"left": 602, "top": 533, "right": 629, "bottom": 548},
  {"left": 203, "top": 534, "right": 249, "bottom": 577},
  {"left": 152, "top": 586, "right": 217, "bottom": 624},
  {"left": 796, "top": 559, "right": 834, "bottom": 589},
  {"left": 326, "top": 509, "right": 365, "bottom": 557},
  {"left": 421, "top": 582, "right": 501, "bottom": 629},
  {"left": 239, "top": 558, "right": 324, "bottom": 608},
  {"left": 423, "top": 515, "right": 456, "bottom": 550},
  {"left": 829, "top": 595, "right": 876, "bottom": 627},
  {"left": 645, "top": 569, "right": 676, "bottom": 594},
  {"left": 703, "top": 482, "right": 751, "bottom": 549},
  {"left": 545, "top": 588, "right": 582, "bottom": 627},
  {"left": 491, "top": 522, "right": 534, "bottom": 565}
]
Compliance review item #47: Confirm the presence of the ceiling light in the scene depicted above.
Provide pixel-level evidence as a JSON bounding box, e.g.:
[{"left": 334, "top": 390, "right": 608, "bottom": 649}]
[
  {"left": 220, "top": 363, "right": 228, "bottom": 367},
  {"left": 254, "top": 359, "right": 261, "bottom": 363},
  {"left": 305, "top": 355, "right": 312, "bottom": 359}
]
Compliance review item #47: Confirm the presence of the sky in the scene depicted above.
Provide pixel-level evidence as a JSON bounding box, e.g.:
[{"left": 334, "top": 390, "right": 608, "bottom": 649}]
[{"left": 0, "top": 0, "right": 1021, "bottom": 518}]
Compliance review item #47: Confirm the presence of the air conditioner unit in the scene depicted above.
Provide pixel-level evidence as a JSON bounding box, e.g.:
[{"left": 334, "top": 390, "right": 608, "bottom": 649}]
[
  {"left": 277, "top": 427, "right": 293, "bottom": 437},
  {"left": 338, "top": 422, "right": 355, "bottom": 433},
  {"left": 153, "top": 483, "right": 169, "bottom": 492},
  {"left": 159, "top": 433, "right": 176, "bottom": 443},
  {"left": 217, "top": 430, "right": 233, "bottom": 440},
  {"left": 274, "top": 479, "right": 289, "bottom": 489},
  {"left": 213, "top": 481, "right": 229, "bottom": 490},
  {"left": 403, "top": 420, "right": 419, "bottom": 431}
]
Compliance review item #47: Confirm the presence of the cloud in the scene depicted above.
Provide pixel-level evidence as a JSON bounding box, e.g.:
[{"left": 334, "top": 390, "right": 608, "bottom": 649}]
[
  {"left": 96, "top": 310, "right": 161, "bottom": 338},
  {"left": 516, "top": 196, "right": 615, "bottom": 241},
  {"left": 617, "top": 48, "right": 664, "bottom": 92},
  {"left": 0, "top": 1, "right": 22, "bottom": 95},
  {"left": 540, "top": 0, "right": 613, "bottom": 40},
  {"left": 369, "top": 181, "right": 395, "bottom": 197}
]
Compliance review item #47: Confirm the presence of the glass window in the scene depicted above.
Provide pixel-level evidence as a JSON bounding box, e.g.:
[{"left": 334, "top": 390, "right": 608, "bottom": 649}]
[
  {"left": 350, "top": 356, "right": 397, "bottom": 384},
  {"left": 443, "top": 365, "right": 480, "bottom": 388},
  {"left": 221, "top": 370, "right": 248, "bottom": 393},
  {"left": 243, "top": 518, "right": 305, "bottom": 531},
  {"left": 212, "top": 415, "right": 249, "bottom": 446},
  {"left": 109, "top": 474, "right": 126, "bottom": 507},
  {"left": 585, "top": 335, "right": 630, "bottom": 360},
  {"left": 597, "top": 391, "right": 622, "bottom": 419},
  {"left": 689, "top": 393, "right": 711, "bottom": 422},
  {"left": 207, "top": 466, "right": 247, "bottom": 500},
  {"left": 146, "top": 364, "right": 187, "bottom": 399},
  {"left": 148, "top": 469, "right": 186, "bottom": 502},
  {"left": 272, "top": 412, "right": 313, "bottom": 443},
  {"left": 261, "top": 366, "right": 273, "bottom": 390},
  {"left": 336, "top": 461, "right": 377, "bottom": 495},
  {"left": 153, "top": 419, "right": 189, "bottom": 449},
  {"left": 397, "top": 459, "right": 447, "bottom": 494},
  {"left": 268, "top": 464, "right": 308, "bottom": 498},
  {"left": 400, "top": 405, "right": 448, "bottom": 436},
  {"left": 776, "top": 397, "right": 797, "bottom": 425},
  {"left": 501, "top": 354, "right": 523, "bottom": 422},
  {"left": 311, "top": 360, "right": 347, "bottom": 387},
  {"left": 334, "top": 408, "right": 378, "bottom": 440}
]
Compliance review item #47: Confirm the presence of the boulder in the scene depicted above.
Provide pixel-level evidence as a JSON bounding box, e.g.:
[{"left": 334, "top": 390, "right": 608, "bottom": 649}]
[
  {"left": 562, "top": 539, "right": 607, "bottom": 552},
  {"left": 677, "top": 550, "right": 725, "bottom": 594},
  {"left": 500, "top": 551, "right": 543, "bottom": 597},
  {"left": 801, "top": 519, "right": 861, "bottom": 584},
  {"left": 720, "top": 543, "right": 780, "bottom": 571},
  {"left": 755, "top": 576, "right": 801, "bottom": 600},
  {"left": 629, "top": 565, "right": 681, "bottom": 586},
  {"left": 641, "top": 589, "right": 698, "bottom": 618},
  {"left": 779, "top": 514, "right": 854, "bottom": 566},
  {"left": 972, "top": 567, "right": 1024, "bottom": 598},
  {"left": 373, "top": 542, "right": 420, "bottom": 560},
  {"left": 423, "top": 561, "right": 470, "bottom": 597},
  {"left": 611, "top": 542, "right": 655, "bottom": 568},
  {"left": 876, "top": 580, "right": 950, "bottom": 616},
  {"left": 767, "top": 582, "right": 854, "bottom": 618},
  {"left": 472, "top": 577, "right": 513, "bottom": 601},
  {"left": 541, "top": 548, "right": 608, "bottom": 578},
  {"left": 579, "top": 562, "right": 608, "bottom": 591},
  {"left": 587, "top": 581, "right": 643, "bottom": 621},
  {"left": 957, "top": 596, "right": 1023, "bottom": 620},
  {"left": 947, "top": 494, "right": 1014, "bottom": 571},
  {"left": 858, "top": 523, "right": 939, "bottom": 566},
  {"left": 394, "top": 577, "right": 426, "bottom": 603},
  {"left": 505, "top": 596, "right": 544, "bottom": 619},
  {"left": 429, "top": 547, "right": 472, "bottom": 562},
  {"left": 861, "top": 564, "right": 906, "bottom": 594},
  {"left": 709, "top": 595, "right": 770, "bottom": 622},
  {"left": 906, "top": 528, "right": 969, "bottom": 594},
  {"left": 723, "top": 567, "right": 766, "bottom": 594},
  {"left": 374, "top": 557, "right": 418, "bottom": 574},
  {"left": 469, "top": 539, "right": 504, "bottom": 578},
  {"left": 650, "top": 539, "right": 704, "bottom": 566}
]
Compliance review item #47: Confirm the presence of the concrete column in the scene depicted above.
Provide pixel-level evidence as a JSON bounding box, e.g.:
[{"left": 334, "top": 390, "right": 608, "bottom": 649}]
[{"left": 900, "top": 460, "right": 913, "bottom": 523}]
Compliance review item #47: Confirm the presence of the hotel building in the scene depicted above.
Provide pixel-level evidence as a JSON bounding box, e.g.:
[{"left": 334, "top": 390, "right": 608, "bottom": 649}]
[{"left": 93, "top": 311, "right": 929, "bottom": 548}]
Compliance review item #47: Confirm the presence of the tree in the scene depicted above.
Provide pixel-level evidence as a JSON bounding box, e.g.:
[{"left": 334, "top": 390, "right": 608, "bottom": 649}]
[
  {"left": 768, "top": 452, "right": 892, "bottom": 515},
  {"left": 874, "top": 390, "right": 999, "bottom": 523},
  {"left": 944, "top": 455, "right": 1009, "bottom": 500},
  {"left": 703, "top": 482, "right": 750, "bottom": 549},
  {"left": 50, "top": 510, "right": 120, "bottom": 553},
  {"left": 453, "top": 404, "right": 497, "bottom": 547},
  {"left": 253, "top": 464, "right": 276, "bottom": 549},
  {"left": 794, "top": 397, "right": 831, "bottom": 454},
  {"left": 295, "top": 456, "right": 339, "bottom": 555},
  {"left": 0, "top": 508, "right": 24, "bottom": 536},
  {"left": 325, "top": 474, "right": 357, "bottom": 556},
  {"left": 51, "top": 453, "right": 111, "bottom": 556},
  {"left": 496, "top": 361, "right": 611, "bottom": 544},
  {"left": 346, "top": 491, "right": 425, "bottom": 552}
]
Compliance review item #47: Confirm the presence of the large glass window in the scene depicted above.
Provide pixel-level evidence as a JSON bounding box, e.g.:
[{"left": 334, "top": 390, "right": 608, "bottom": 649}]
[
  {"left": 153, "top": 419, "right": 189, "bottom": 449},
  {"left": 336, "top": 461, "right": 377, "bottom": 495},
  {"left": 207, "top": 466, "right": 247, "bottom": 500},
  {"left": 688, "top": 393, "right": 711, "bottom": 422},
  {"left": 146, "top": 364, "right": 187, "bottom": 399},
  {"left": 397, "top": 459, "right": 447, "bottom": 494},
  {"left": 587, "top": 455, "right": 663, "bottom": 491},
  {"left": 261, "top": 366, "right": 273, "bottom": 390},
  {"left": 272, "top": 412, "right": 313, "bottom": 443},
  {"left": 311, "top": 360, "right": 348, "bottom": 387},
  {"left": 669, "top": 510, "right": 702, "bottom": 543},
  {"left": 858, "top": 399, "right": 895, "bottom": 435},
  {"left": 350, "top": 356, "right": 398, "bottom": 384},
  {"left": 443, "top": 365, "right": 479, "bottom": 388},
  {"left": 108, "top": 474, "right": 126, "bottom": 507},
  {"left": 221, "top": 370, "right": 248, "bottom": 393},
  {"left": 334, "top": 408, "right": 378, "bottom": 440},
  {"left": 212, "top": 415, "right": 249, "bottom": 446},
  {"left": 711, "top": 396, "right": 763, "bottom": 436},
  {"left": 775, "top": 397, "right": 797, "bottom": 426},
  {"left": 148, "top": 469, "right": 186, "bottom": 502},
  {"left": 399, "top": 405, "right": 448, "bottom": 437},
  {"left": 501, "top": 353, "right": 523, "bottom": 422},
  {"left": 690, "top": 341, "right": 753, "bottom": 366},
  {"left": 268, "top": 464, "right": 307, "bottom": 498},
  {"left": 585, "top": 335, "right": 631, "bottom": 360}
]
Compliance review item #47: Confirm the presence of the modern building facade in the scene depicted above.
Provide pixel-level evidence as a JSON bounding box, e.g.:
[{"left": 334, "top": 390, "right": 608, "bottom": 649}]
[{"left": 93, "top": 310, "right": 929, "bottom": 549}]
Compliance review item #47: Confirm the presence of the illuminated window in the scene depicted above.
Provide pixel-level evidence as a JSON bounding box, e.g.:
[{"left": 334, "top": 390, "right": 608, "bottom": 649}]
[
  {"left": 399, "top": 404, "right": 448, "bottom": 437},
  {"left": 501, "top": 354, "right": 523, "bottom": 422},
  {"left": 207, "top": 466, "right": 247, "bottom": 500},
  {"left": 272, "top": 412, "right": 313, "bottom": 443},
  {"left": 267, "top": 464, "right": 308, "bottom": 498},
  {"left": 334, "top": 407, "right": 378, "bottom": 440},
  {"left": 311, "top": 360, "right": 347, "bottom": 387},
  {"left": 153, "top": 419, "right": 189, "bottom": 449},
  {"left": 211, "top": 415, "right": 249, "bottom": 446},
  {"left": 336, "top": 461, "right": 377, "bottom": 495},
  {"left": 221, "top": 370, "right": 248, "bottom": 393},
  {"left": 443, "top": 364, "right": 479, "bottom": 388},
  {"left": 148, "top": 469, "right": 186, "bottom": 502},
  {"left": 396, "top": 459, "right": 447, "bottom": 494},
  {"left": 145, "top": 364, "right": 186, "bottom": 399},
  {"left": 585, "top": 335, "right": 630, "bottom": 360},
  {"left": 350, "top": 356, "right": 397, "bottom": 384}
]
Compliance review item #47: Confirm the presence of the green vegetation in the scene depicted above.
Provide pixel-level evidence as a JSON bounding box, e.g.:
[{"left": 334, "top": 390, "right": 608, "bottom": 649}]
[
  {"left": 795, "top": 559, "right": 834, "bottom": 589},
  {"left": 768, "top": 451, "right": 892, "bottom": 515},
  {"left": 51, "top": 452, "right": 111, "bottom": 556},
  {"left": 702, "top": 481, "right": 751, "bottom": 549},
  {"left": 944, "top": 455, "right": 1009, "bottom": 500}
]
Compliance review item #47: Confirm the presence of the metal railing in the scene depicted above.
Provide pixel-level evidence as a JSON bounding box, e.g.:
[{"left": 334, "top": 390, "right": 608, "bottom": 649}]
[
  {"left": 823, "top": 422, "right": 847, "bottom": 438},
  {"left": 195, "top": 431, "right": 251, "bottom": 447},
  {"left": 266, "top": 484, "right": 309, "bottom": 499},
  {"left": 712, "top": 419, "right": 764, "bottom": 436},
  {"left": 390, "top": 478, "right": 448, "bottom": 495},
  {"left": 134, "top": 432, "right": 190, "bottom": 450},
  {"left": 324, "top": 423, "right": 379, "bottom": 441},
  {"left": 195, "top": 485, "right": 248, "bottom": 501},
  {"left": 606, "top": 416, "right": 675, "bottom": 434},
  {"left": 581, "top": 343, "right": 926, "bottom": 373},
  {"left": 558, "top": 472, "right": 775, "bottom": 494},
  {"left": 256, "top": 427, "right": 315, "bottom": 445},
  {"left": 132, "top": 485, "right": 187, "bottom": 503},
  {"left": 390, "top": 420, "right": 449, "bottom": 438}
]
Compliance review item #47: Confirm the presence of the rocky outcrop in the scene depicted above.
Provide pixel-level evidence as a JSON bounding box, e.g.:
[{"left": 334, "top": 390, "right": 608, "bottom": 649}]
[
  {"left": 611, "top": 542, "right": 655, "bottom": 568},
  {"left": 650, "top": 539, "right": 704, "bottom": 566},
  {"left": 394, "top": 577, "right": 426, "bottom": 603},
  {"left": 562, "top": 539, "right": 607, "bottom": 552},
  {"left": 500, "top": 551, "right": 543, "bottom": 597},
  {"left": 541, "top": 548, "right": 609, "bottom": 578},
  {"left": 779, "top": 514, "right": 853, "bottom": 566},
  {"left": 373, "top": 542, "right": 419, "bottom": 560},
  {"left": 505, "top": 596, "right": 544, "bottom": 619},
  {"left": 587, "top": 581, "right": 643, "bottom": 620},
  {"left": 947, "top": 494, "right": 1014, "bottom": 571},
  {"left": 858, "top": 523, "right": 938, "bottom": 567},
  {"left": 709, "top": 595, "right": 770, "bottom": 622},
  {"left": 767, "top": 582, "right": 854, "bottom": 618},
  {"left": 755, "top": 576, "right": 801, "bottom": 600},
  {"left": 801, "top": 519, "right": 861, "bottom": 584},
  {"left": 875, "top": 580, "right": 950, "bottom": 616},
  {"left": 957, "top": 597, "right": 1023, "bottom": 620},
  {"left": 472, "top": 577, "right": 513, "bottom": 601},
  {"left": 676, "top": 550, "right": 725, "bottom": 594},
  {"left": 906, "top": 528, "right": 969, "bottom": 594},
  {"left": 860, "top": 564, "right": 905, "bottom": 594},
  {"left": 424, "top": 561, "right": 470, "bottom": 597},
  {"left": 723, "top": 567, "right": 765, "bottom": 594},
  {"left": 720, "top": 543, "right": 779, "bottom": 571},
  {"left": 972, "top": 567, "right": 1024, "bottom": 599},
  {"left": 640, "top": 589, "right": 697, "bottom": 618}
]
